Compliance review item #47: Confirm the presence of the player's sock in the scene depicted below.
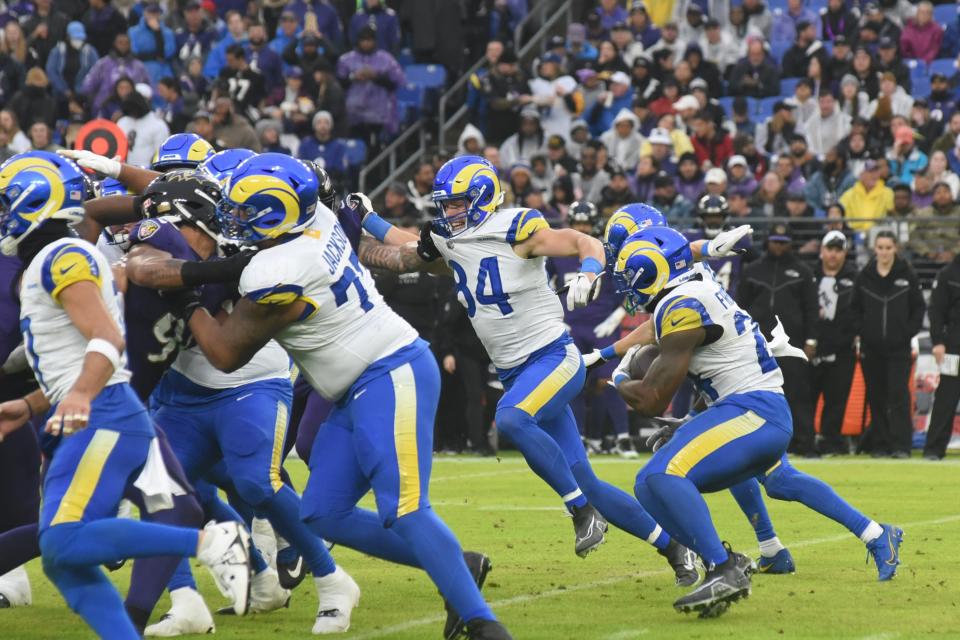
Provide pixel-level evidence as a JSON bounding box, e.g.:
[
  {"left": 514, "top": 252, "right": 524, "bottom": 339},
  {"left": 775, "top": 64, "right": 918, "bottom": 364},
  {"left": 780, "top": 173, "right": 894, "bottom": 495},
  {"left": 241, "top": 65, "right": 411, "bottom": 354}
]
[
  {"left": 259, "top": 486, "right": 336, "bottom": 577},
  {"left": 42, "top": 561, "right": 140, "bottom": 639},
  {"left": 758, "top": 536, "right": 786, "bottom": 558},
  {"left": 39, "top": 520, "right": 198, "bottom": 566},
  {"left": 391, "top": 509, "right": 495, "bottom": 624},
  {"left": 126, "top": 492, "right": 203, "bottom": 630},
  {"left": 167, "top": 558, "right": 198, "bottom": 591},
  {"left": 0, "top": 522, "right": 40, "bottom": 576},
  {"left": 764, "top": 463, "right": 871, "bottom": 539},
  {"left": 496, "top": 407, "right": 586, "bottom": 508},
  {"left": 859, "top": 521, "right": 884, "bottom": 544},
  {"left": 729, "top": 479, "right": 778, "bottom": 544},
  {"left": 571, "top": 461, "right": 670, "bottom": 549},
  {"left": 306, "top": 507, "right": 420, "bottom": 566},
  {"left": 644, "top": 473, "right": 728, "bottom": 566}
]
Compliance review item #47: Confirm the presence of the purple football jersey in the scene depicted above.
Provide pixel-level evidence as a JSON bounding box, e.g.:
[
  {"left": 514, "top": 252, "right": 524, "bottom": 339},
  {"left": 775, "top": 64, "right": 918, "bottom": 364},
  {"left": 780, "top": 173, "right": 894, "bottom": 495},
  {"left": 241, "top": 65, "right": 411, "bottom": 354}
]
[{"left": 0, "top": 255, "right": 22, "bottom": 363}]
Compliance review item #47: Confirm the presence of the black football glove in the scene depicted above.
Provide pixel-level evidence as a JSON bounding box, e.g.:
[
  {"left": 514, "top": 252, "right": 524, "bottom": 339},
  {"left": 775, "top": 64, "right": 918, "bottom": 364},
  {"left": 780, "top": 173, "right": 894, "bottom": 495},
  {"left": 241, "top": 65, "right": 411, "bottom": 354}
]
[
  {"left": 643, "top": 416, "right": 688, "bottom": 452},
  {"left": 161, "top": 287, "right": 203, "bottom": 322},
  {"left": 417, "top": 221, "right": 442, "bottom": 262}
]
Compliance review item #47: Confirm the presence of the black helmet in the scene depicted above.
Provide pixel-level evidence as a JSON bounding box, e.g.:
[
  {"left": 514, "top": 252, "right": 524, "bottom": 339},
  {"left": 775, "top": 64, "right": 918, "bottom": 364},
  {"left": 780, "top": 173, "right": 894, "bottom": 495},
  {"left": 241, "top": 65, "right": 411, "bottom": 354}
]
[
  {"left": 142, "top": 169, "right": 223, "bottom": 240},
  {"left": 696, "top": 194, "right": 729, "bottom": 239},
  {"left": 303, "top": 159, "right": 337, "bottom": 209},
  {"left": 568, "top": 200, "right": 600, "bottom": 235}
]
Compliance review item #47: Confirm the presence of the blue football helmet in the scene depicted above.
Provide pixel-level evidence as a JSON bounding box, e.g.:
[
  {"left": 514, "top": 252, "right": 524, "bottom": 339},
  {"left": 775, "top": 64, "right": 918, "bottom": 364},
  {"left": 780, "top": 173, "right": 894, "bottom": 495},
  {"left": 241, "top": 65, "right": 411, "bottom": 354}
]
[
  {"left": 218, "top": 153, "right": 318, "bottom": 244},
  {"left": 100, "top": 177, "right": 133, "bottom": 197},
  {"left": 0, "top": 151, "right": 87, "bottom": 256},
  {"left": 200, "top": 148, "right": 256, "bottom": 186},
  {"left": 603, "top": 203, "right": 667, "bottom": 265},
  {"left": 613, "top": 226, "right": 693, "bottom": 313},
  {"left": 431, "top": 155, "right": 503, "bottom": 238},
  {"left": 151, "top": 133, "right": 215, "bottom": 171}
]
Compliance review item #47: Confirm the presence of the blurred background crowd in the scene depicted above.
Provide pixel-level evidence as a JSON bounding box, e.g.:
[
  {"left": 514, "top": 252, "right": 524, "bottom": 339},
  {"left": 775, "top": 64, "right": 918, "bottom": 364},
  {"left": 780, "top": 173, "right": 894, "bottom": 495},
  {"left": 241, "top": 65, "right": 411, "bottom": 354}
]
[{"left": 0, "top": 0, "right": 956, "bottom": 459}]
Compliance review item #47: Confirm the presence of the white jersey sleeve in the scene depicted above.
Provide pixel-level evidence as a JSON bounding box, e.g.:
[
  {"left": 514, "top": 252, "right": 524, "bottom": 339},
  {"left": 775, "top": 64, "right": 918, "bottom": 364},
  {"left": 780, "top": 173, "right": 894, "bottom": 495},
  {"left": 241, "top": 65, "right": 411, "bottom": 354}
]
[
  {"left": 431, "top": 207, "right": 567, "bottom": 370},
  {"left": 652, "top": 277, "right": 783, "bottom": 405},
  {"left": 239, "top": 210, "right": 418, "bottom": 400},
  {"left": 19, "top": 238, "right": 131, "bottom": 404}
]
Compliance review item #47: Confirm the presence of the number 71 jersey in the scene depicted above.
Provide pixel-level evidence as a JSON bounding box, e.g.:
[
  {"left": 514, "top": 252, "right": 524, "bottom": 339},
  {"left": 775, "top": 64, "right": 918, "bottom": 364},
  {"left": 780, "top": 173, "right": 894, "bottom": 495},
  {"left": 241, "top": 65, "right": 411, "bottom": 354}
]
[
  {"left": 430, "top": 207, "right": 567, "bottom": 370},
  {"left": 239, "top": 207, "right": 418, "bottom": 401}
]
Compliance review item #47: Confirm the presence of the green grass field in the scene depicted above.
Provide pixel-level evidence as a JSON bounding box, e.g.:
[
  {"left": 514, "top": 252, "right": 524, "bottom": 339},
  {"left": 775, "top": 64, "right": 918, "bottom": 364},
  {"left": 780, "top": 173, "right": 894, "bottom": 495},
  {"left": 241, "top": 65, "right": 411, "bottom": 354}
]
[{"left": 2, "top": 453, "right": 958, "bottom": 639}]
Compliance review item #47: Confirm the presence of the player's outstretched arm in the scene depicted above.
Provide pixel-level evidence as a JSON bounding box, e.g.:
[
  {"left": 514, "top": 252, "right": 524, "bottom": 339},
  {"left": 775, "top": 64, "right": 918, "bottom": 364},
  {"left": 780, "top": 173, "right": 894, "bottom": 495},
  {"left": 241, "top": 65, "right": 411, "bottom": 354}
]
[
  {"left": 126, "top": 244, "right": 254, "bottom": 289},
  {"left": 357, "top": 235, "right": 451, "bottom": 275},
  {"left": 584, "top": 318, "right": 655, "bottom": 368},
  {"left": 185, "top": 297, "right": 302, "bottom": 373},
  {"left": 49, "top": 281, "right": 127, "bottom": 435},
  {"left": 0, "top": 389, "right": 49, "bottom": 443},
  {"left": 58, "top": 149, "right": 162, "bottom": 193},
  {"left": 616, "top": 328, "right": 703, "bottom": 417},
  {"left": 517, "top": 227, "right": 605, "bottom": 310},
  {"left": 690, "top": 224, "right": 753, "bottom": 261}
]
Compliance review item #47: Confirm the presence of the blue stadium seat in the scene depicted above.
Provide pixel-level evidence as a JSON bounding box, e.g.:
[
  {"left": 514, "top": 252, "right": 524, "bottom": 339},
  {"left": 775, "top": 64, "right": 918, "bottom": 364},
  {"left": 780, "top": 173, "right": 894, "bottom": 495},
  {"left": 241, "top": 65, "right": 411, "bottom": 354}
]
[
  {"left": 343, "top": 139, "right": 367, "bottom": 168},
  {"left": 718, "top": 96, "right": 735, "bottom": 116},
  {"left": 935, "top": 3, "right": 958, "bottom": 27},
  {"left": 404, "top": 63, "right": 447, "bottom": 90},
  {"left": 930, "top": 58, "right": 957, "bottom": 79},
  {"left": 913, "top": 76, "right": 931, "bottom": 98},
  {"left": 770, "top": 41, "right": 792, "bottom": 64},
  {"left": 907, "top": 59, "right": 927, "bottom": 80},
  {"left": 780, "top": 77, "right": 801, "bottom": 97},
  {"left": 756, "top": 96, "right": 779, "bottom": 120},
  {"left": 397, "top": 47, "right": 414, "bottom": 67},
  {"left": 396, "top": 83, "right": 425, "bottom": 124}
]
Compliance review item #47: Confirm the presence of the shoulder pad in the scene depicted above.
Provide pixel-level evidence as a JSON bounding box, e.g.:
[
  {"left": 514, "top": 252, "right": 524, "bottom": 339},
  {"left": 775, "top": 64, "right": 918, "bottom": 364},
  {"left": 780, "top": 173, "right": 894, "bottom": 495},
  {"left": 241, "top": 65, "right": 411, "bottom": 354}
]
[
  {"left": 505, "top": 209, "right": 548, "bottom": 245},
  {"left": 40, "top": 242, "right": 101, "bottom": 301},
  {"left": 655, "top": 294, "right": 713, "bottom": 340}
]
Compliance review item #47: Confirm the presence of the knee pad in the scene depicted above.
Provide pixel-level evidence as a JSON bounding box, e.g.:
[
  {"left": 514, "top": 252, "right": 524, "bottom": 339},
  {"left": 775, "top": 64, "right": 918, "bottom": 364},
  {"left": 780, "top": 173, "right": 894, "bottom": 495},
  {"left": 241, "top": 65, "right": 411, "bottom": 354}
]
[
  {"left": 762, "top": 463, "right": 801, "bottom": 502},
  {"left": 494, "top": 406, "right": 534, "bottom": 440}
]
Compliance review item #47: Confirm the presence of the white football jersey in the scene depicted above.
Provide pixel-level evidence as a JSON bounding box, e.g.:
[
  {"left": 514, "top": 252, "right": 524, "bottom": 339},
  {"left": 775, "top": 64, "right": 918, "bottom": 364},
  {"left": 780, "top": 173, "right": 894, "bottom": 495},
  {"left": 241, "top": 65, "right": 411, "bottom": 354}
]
[
  {"left": 239, "top": 206, "right": 418, "bottom": 401},
  {"left": 652, "top": 275, "right": 783, "bottom": 405},
  {"left": 171, "top": 336, "right": 290, "bottom": 390},
  {"left": 431, "top": 208, "right": 567, "bottom": 370},
  {"left": 20, "top": 238, "right": 131, "bottom": 404}
]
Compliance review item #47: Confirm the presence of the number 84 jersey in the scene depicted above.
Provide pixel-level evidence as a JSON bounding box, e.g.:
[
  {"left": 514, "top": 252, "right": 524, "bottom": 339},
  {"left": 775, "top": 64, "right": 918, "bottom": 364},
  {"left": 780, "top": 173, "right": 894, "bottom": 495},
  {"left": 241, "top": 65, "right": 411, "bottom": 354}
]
[
  {"left": 239, "top": 207, "right": 418, "bottom": 401},
  {"left": 653, "top": 276, "right": 784, "bottom": 406},
  {"left": 431, "top": 208, "right": 567, "bottom": 370}
]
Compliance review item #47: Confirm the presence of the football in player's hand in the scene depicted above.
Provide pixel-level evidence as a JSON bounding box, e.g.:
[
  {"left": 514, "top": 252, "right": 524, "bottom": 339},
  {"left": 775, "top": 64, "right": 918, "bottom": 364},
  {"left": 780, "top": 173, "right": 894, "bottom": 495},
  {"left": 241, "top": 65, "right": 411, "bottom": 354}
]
[{"left": 628, "top": 345, "right": 660, "bottom": 380}]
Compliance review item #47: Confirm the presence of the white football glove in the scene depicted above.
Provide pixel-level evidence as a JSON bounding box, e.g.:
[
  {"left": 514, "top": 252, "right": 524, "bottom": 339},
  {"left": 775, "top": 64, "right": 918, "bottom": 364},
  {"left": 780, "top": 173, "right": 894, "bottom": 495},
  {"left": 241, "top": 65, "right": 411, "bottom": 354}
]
[
  {"left": 345, "top": 191, "right": 375, "bottom": 223},
  {"left": 58, "top": 149, "right": 122, "bottom": 179},
  {"left": 593, "top": 307, "right": 626, "bottom": 338},
  {"left": 609, "top": 344, "right": 640, "bottom": 387},
  {"left": 566, "top": 272, "right": 602, "bottom": 311},
  {"left": 582, "top": 349, "right": 603, "bottom": 369},
  {"left": 705, "top": 224, "right": 752, "bottom": 258}
]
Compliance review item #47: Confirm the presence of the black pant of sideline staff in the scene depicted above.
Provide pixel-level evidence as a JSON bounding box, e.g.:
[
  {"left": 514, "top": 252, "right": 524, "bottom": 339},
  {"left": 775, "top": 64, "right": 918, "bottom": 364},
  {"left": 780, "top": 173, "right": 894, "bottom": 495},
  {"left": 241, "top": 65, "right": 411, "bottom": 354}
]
[
  {"left": 924, "top": 373, "right": 960, "bottom": 459},
  {"left": 811, "top": 350, "right": 857, "bottom": 455},
  {"left": 779, "top": 357, "right": 817, "bottom": 456},
  {"left": 860, "top": 350, "right": 914, "bottom": 456},
  {"left": 457, "top": 350, "right": 495, "bottom": 455}
]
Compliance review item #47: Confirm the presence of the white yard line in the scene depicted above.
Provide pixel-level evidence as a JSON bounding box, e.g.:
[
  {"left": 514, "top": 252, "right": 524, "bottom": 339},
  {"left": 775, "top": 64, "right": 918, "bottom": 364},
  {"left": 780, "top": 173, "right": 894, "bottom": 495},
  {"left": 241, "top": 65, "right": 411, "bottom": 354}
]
[{"left": 349, "top": 514, "right": 960, "bottom": 639}]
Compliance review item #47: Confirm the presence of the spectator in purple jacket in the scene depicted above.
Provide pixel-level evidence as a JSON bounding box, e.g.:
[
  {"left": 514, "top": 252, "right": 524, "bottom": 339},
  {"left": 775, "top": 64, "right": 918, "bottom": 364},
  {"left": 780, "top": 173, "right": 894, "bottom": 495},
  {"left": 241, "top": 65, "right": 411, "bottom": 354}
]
[
  {"left": 900, "top": 1, "right": 943, "bottom": 64},
  {"left": 81, "top": 32, "right": 150, "bottom": 115},
  {"left": 336, "top": 25, "right": 405, "bottom": 149}
]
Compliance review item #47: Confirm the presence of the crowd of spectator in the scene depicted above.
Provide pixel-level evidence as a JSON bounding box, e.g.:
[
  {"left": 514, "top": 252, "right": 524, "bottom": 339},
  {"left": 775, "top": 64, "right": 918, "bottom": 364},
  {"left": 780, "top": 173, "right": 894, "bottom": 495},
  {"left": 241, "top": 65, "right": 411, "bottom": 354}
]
[{"left": 449, "top": 0, "right": 960, "bottom": 275}]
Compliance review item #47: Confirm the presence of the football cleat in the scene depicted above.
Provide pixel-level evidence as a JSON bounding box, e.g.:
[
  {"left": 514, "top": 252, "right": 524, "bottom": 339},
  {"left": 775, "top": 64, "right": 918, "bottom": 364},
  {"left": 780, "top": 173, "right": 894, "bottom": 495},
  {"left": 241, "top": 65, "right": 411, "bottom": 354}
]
[
  {"left": 866, "top": 524, "right": 903, "bottom": 581},
  {"left": 757, "top": 548, "right": 795, "bottom": 574},
  {"left": 277, "top": 548, "right": 308, "bottom": 590},
  {"left": 674, "top": 544, "right": 752, "bottom": 619},
  {"left": 444, "top": 552, "right": 493, "bottom": 640},
  {"left": 196, "top": 521, "right": 253, "bottom": 616},
  {"left": 614, "top": 436, "right": 639, "bottom": 459},
  {"left": 465, "top": 618, "right": 513, "bottom": 639},
  {"left": 312, "top": 566, "right": 360, "bottom": 634},
  {"left": 0, "top": 566, "right": 31, "bottom": 607},
  {"left": 570, "top": 503, "right": 608, "bottom": 558},
  {"left": 217, "top": 567, "right": 291, "bottom": 615},
  {"left": 658, "top": 539, "right": 702, "bottom": 587},
  {"left": 583, "top": 438, "right": 603, "bottom": 456},
  {"left": 145, "top": 587, "right": 215, "bottom": 637}
]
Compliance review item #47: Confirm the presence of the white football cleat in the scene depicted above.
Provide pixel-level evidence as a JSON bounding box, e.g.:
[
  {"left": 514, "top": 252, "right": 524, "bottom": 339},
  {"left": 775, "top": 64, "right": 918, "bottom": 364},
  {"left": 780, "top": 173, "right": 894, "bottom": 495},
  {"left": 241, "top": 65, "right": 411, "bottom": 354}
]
[
  {"left": 0, "top": 566, "right": 31, "bottom": 607},
  {"left": 311, "top": 566, "right": 360, "bottom": 634},
  {"left": 197, "top": 521, "right": 252, "bottom": 616},
  {"left": 218, "top": 568, "right": 291, "bottom": 615},
  {"left": 145, "top": 587, "right": 214, "bottom": 636}
]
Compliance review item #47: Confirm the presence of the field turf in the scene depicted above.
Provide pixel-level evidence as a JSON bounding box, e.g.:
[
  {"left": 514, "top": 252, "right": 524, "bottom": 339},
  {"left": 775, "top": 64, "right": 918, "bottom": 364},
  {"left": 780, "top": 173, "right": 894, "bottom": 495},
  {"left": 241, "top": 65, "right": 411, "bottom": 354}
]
[{"left": 2, "top": 453, "right": 958, "bottom": 639}]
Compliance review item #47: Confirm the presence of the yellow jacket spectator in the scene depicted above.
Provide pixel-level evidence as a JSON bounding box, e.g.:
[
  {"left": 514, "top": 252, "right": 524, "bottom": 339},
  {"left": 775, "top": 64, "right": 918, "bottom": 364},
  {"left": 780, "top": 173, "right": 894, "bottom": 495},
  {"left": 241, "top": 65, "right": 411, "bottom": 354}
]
[{"left": 838, "top": 160, "right": 894, "bottom": 230}]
